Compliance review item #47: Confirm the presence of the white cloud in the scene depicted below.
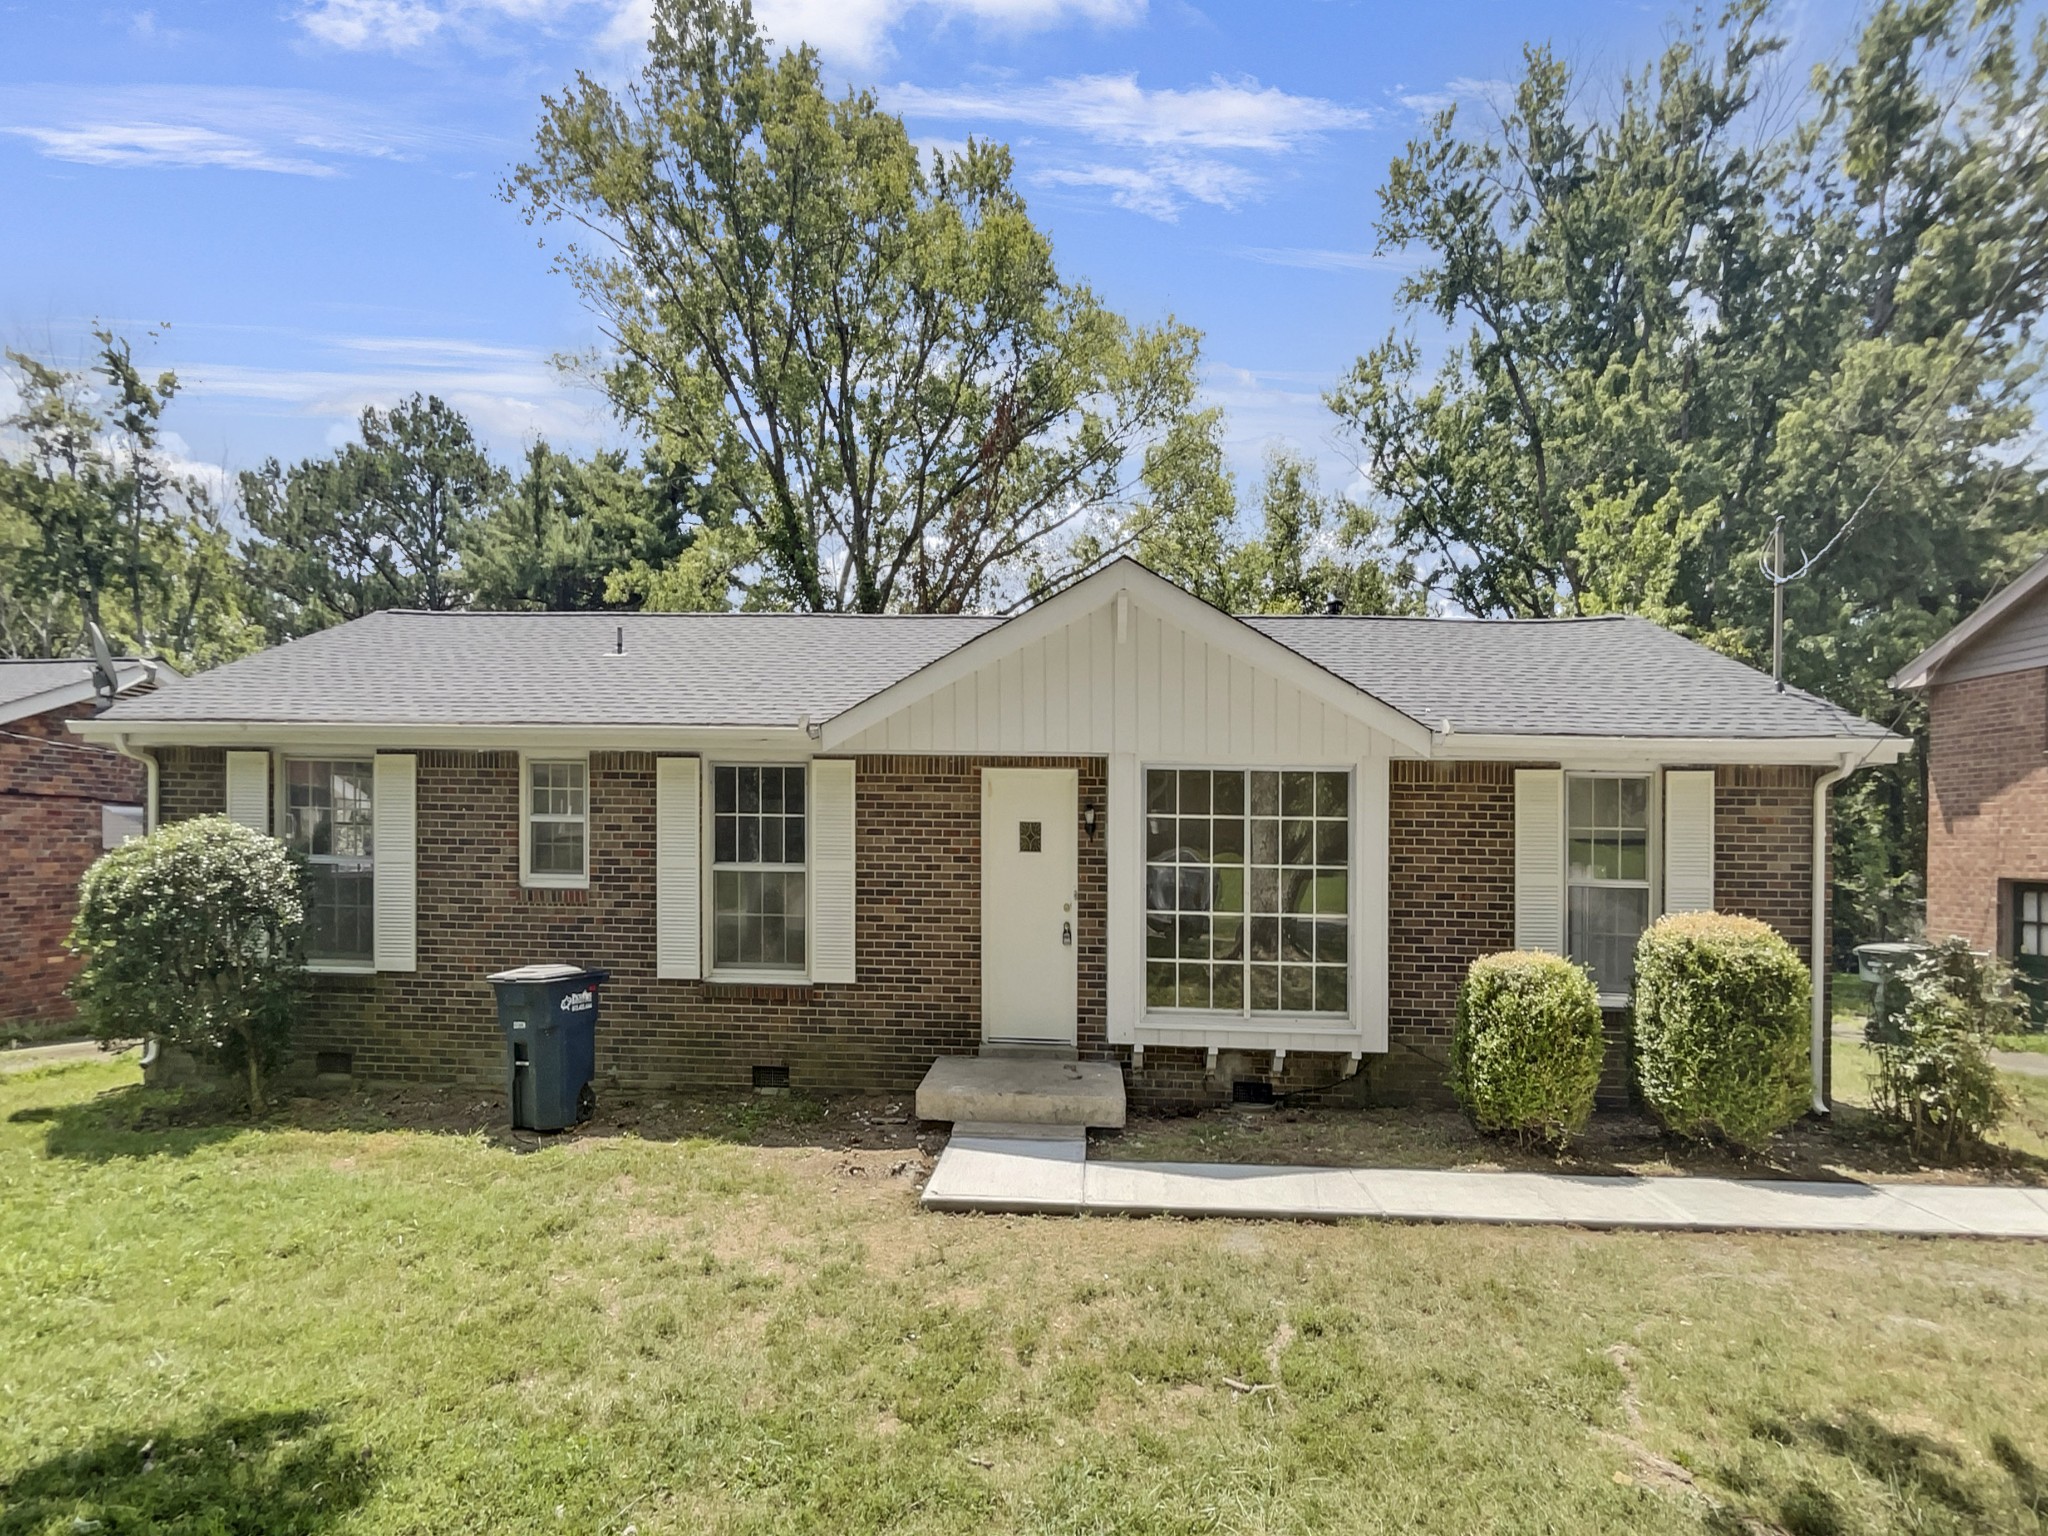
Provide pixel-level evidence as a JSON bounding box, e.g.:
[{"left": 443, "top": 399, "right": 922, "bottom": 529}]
[
  {"left": 127, "top": 9, "right": 190, "bottom": 45},
  {"left": 1394, "top": 76, "right": 1512, "bottom": 119},
  {"left": 297, "top": 0, "right": 449, "bottom": 50},
  {"left": 890, "top": 72, "right": 1371, "bottom": 219},
  {"left": 747, "top": 0, "right": 1141, "bottom": 69},
  {"left": 0, "top": 85, "right": 498, "bottom": 177},
  {"left": 887, "top": 72, "right": 1372, "bottom": 152},
  {"left": 180, "top": 334, "right": 614, "bottom": 452},
  {"left": 1039, "top": 155, "right": 1255, "bottom": 220},
  {"left": 3, "top": 123, "right": 340, "bottom": 176}
]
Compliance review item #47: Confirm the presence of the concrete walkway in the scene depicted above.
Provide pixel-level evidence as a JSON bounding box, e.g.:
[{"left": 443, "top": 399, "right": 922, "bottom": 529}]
[
  {"left": 0, "top": 1039, "right": 127, "bottom": 1073},
  {"left": 1991, "top": 1049, "right": 2048, "bottom": 1079},
  {"left": 921, "top": 1126, "right": 2048, "bottom": 1237}
]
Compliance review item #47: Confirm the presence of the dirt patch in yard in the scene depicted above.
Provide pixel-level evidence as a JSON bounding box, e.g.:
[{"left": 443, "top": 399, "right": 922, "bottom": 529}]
[
  {"left": 1094, "top": 1099, "right": 2048, "bottom": 1185},
  {"left": 274, "top": 1082, "right": 945, "bottom": 1160}
]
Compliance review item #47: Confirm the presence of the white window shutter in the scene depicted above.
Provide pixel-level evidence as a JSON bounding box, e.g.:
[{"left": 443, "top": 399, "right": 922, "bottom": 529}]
[
  {"left": 808, "top": 758, "right": 857, "bottom": 984},
  {"left": 373, "top": 754, "right": 417, "bottom": 973},
  {"left": 655, "top": 757, "right": 701, "bottom": 980},
  {"left": 1664, "top": 769, "right": 1716, "bottom": 914},
  {"left": 1514, "top": 768, "right": 1565, "bottom": 953},
  {"left": 224, "top": 751, "right": 270, "bottom": 832}
]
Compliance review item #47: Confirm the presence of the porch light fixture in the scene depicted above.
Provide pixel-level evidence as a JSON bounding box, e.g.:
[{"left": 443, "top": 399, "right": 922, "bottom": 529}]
[{"left": 1083, "top": 802, "right": 1098, "bottom": 838}]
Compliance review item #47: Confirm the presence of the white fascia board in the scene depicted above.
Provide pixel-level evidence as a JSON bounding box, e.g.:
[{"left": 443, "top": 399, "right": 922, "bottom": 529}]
[
  {"left": 1, "top": 680, "right": 100, "bottom": 728},
  {"left": 3, "top": 661, "right": 166, "bottom": 729},
  {"left": 818, "top": 556, "right": 1436, "bottom": 755},
  {"left": 66, "top": 720, "right": 816, "bottom": 753},
  {"left": 1890, "top": 553, "right": 2048, "bottom": 690},
  {"left": 1432, "top": 732, "right": 1916, "bottom": 767}
]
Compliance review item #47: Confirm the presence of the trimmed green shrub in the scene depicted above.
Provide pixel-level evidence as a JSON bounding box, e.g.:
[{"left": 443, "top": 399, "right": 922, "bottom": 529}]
[
  {"left": 69, "top": 815, "right": 307, "bottom": 1112},
  {"left": 1450, "top": 951, "right": 1606, "bottom": 1145},
  {"left": 1633, "top": 912, "right": 1808, "bottom": 1151},
  {"left": 1866, "top": 938, "right": 2012, "bottom": 1159}
]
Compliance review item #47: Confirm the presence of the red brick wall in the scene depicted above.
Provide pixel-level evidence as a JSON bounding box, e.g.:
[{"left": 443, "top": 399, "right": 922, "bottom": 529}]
[
  {"left": 1366, "top": 760, "right": 1824, "bottom": 1107},
  {"left": 0, "top": 701, "right": 147, "bottom": 1026},
  {"left": 151, "top": 741, "right": 1830, "bottom": 1109},
  {"left": 156, "top": 746, "right": 226, "bottom": 824},
  {"left": 1378, "top": 761, "right": 1518, "bottom": 1100},
  {"left": 1714, "top": 766, "right": 1821, "bottom": 962},
  {"left": 1925, "top": 668, "right": 2048, "bottom": 952},
  {"left": 170, "top": 751, "right": 1106, "bottom": 1095}
]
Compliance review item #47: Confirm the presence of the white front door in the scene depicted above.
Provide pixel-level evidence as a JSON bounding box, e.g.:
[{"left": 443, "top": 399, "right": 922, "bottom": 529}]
[{"left": 981, "top": 767, "right": 1079, "bottom": 1045}]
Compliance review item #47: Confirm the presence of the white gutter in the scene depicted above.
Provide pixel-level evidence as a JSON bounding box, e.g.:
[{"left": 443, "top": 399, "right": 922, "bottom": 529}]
[
  {"left": 111, "top": 732, "right": 158, "bottom": 833},
  {"left": 1810, "top": 752, "right": 1855, "bottom": 1116}
]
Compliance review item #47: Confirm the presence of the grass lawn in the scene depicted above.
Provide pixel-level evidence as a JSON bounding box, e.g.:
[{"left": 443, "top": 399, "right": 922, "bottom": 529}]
[{"left": 7, "top": 1060, "right": 2048, "bottom": 1535}]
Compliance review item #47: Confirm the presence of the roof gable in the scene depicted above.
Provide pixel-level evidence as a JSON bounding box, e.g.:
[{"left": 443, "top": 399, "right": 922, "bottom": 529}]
[
  {"left": 818, "top": 559, "right": 1436, "bottom": 756},
  {"left": 1891, "top": 550, "right": 2048, "bottom": 690}
]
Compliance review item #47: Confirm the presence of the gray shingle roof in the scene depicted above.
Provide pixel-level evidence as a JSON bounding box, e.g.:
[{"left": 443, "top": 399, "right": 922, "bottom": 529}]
[
  {"left": 98, "top": 610, "right": 1002, "bottom": 727},
  {"left": 1246, "top": 613, "right": 1896, "bottom": 739},
  {"left": 0, "top": 658, "right": 157, "bottom": 724},
  {"left": 96, "top": 599, "right": 1893, "bottom": 742}
]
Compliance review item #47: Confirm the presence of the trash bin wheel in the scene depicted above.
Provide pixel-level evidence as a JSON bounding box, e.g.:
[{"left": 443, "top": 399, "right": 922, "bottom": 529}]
[{"left": 578, "top": 1082, "right": 596, "bottom": 1124}]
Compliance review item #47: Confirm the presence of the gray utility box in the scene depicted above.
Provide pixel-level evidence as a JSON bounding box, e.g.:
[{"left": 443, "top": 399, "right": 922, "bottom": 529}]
[{"left": 486, "top": 964, "right": 608, "bottom": 1131}]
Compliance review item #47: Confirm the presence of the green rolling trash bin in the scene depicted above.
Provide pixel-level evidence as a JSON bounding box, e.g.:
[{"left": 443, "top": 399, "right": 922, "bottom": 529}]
[{"left": 486, "top": 964, "right": 608, "bottom": 1131}]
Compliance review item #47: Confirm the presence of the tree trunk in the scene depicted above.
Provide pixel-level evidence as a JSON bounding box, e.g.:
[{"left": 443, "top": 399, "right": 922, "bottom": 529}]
[{"left": 244, "top": 1030, "right": 265, "bottom": 1116}]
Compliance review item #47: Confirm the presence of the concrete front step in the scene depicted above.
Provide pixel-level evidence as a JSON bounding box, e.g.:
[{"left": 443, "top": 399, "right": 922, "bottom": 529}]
[{"left": 915, "top": 1055, "right": 1126, "bottom": 1129}]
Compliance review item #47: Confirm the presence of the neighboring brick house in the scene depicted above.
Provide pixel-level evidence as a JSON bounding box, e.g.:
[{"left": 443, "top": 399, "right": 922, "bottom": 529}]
[
  {"left": 74, "top": 559, "right": 1907, "bottom": 1108},
  {"left": 1893, "top": 551, "right": 2048, "bottom": 1013},
  {"left": 1, "top": 656, "right": 171, "bottom": 1032}
]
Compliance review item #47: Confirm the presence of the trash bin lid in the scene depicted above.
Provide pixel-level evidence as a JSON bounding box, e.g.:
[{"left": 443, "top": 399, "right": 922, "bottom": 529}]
[{"left": 487, "top": 963, "right": 597, "bottom": 984}]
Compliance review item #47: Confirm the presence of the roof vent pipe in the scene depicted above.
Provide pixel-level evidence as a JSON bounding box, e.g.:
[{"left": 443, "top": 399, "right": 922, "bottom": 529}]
[
  {"left": 615, "top": 625, "right": 624, "bottom": 656},
  {"left": 1325, "top": 594, "right": 1343, "bottom": 616}
]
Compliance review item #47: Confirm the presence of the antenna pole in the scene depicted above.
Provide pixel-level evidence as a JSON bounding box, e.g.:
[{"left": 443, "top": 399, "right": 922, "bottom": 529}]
[{"left": 1770, "top": 515, "right": 1786, "bottom": 694}]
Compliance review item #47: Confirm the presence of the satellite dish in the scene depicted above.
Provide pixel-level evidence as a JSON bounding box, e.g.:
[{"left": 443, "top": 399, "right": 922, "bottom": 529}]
[{"left": 86, "top": 620, "right": 121, "bottom": 708}]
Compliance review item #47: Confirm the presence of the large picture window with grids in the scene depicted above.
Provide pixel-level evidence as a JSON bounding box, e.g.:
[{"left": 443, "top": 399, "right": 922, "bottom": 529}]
[
  {"left": 713, "top": 764, "right": 807, "bottom": 971},
  {"left": 283, "top": 758, "right": 374, "bottom": 966},
  {"left": 1145, "top": 768, "right": 1349, "bottom": 1016},
  {"left": 1566, "top": 773, "right": 1651, "bottom": 999}
]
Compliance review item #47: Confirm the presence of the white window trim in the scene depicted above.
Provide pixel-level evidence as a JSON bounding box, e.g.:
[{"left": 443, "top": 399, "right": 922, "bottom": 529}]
[
  {"left": 1563, "top": 769, "right": 1662, "bottom": 1009},
  {"left": 702, "top": 757, "right": 814, "bottom": 986},
  {"left": 276, "top": 750, "right": 379, "bottom": 975},
  {"left": 519, "top": 752, "right": 591, "bottom": 890},
  {"left": 1138, "top": 762, "right": 1356, "bottom": 1026}
]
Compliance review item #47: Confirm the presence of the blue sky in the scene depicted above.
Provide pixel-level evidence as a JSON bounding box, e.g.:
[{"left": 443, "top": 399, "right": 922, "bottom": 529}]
[{"left": 1, "top": 0, "right": 1875, "bottom": 502}]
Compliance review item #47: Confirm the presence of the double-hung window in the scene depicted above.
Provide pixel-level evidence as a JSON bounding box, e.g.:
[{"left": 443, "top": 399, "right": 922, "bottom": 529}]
[
  {"left": 712, "top": 764, "right": 806, "bottom": 972},
  {"left": 1145, "top": 768, "right": 1349, "bottom": 1016},
  {"left": 524, "top": 758, "right": 588, "bottom": 885},
  {"left": 2019, "top": 886, "right": 2048, "bottom": 959},
  {"left": 284, "top": 758, "right": 375, "bottom": 968},
  {"left": 1566, "top": 773, "right": 1651, "bottom": 1000}
]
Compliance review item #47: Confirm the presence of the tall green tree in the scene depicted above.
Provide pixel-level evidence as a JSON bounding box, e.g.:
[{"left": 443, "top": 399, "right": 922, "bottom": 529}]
[
  {"left": 241, "top": 394, "right": 508, "bottom": 639},
  {"left": 463, "top": 440, "right": 701, "bottom": 610},
  {"left": 508, "top": 0, "right": 1213, "bottom": 613},
  {"left": 1330, "top": 0, "right": 2048, "bottom": 942},
  {"left": 1234, "top": 450, "right": 1422, "bottom": 617},
  {"left": 0, "top": 331, "right": 254, "bottom": 667}
]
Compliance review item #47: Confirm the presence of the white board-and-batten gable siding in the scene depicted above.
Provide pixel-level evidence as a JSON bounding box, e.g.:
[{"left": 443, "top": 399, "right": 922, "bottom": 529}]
[{"left": 838, "top": 596, "right": 1402, "bottom": 763}]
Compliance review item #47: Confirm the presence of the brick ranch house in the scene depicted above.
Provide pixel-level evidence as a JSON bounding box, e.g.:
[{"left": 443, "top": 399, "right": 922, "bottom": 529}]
[
  {"left": 2, "top": 655, "right": 170, "bottom": 1034},
  {"left": 72, "top": 559, "right": 1908, "bottom": 1109},
  {"left": 1893, "top": 548, "right": 2048, "bottom": 1012}
]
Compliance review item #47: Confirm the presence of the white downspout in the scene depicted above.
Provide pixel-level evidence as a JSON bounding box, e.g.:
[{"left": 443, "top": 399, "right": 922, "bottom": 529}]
[
  {"left": 1809, "top": 752, "right": 1854, "bottom": 1116},
  {"left": 112, "top": 733, "right": 158, "bottom": 832}
]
